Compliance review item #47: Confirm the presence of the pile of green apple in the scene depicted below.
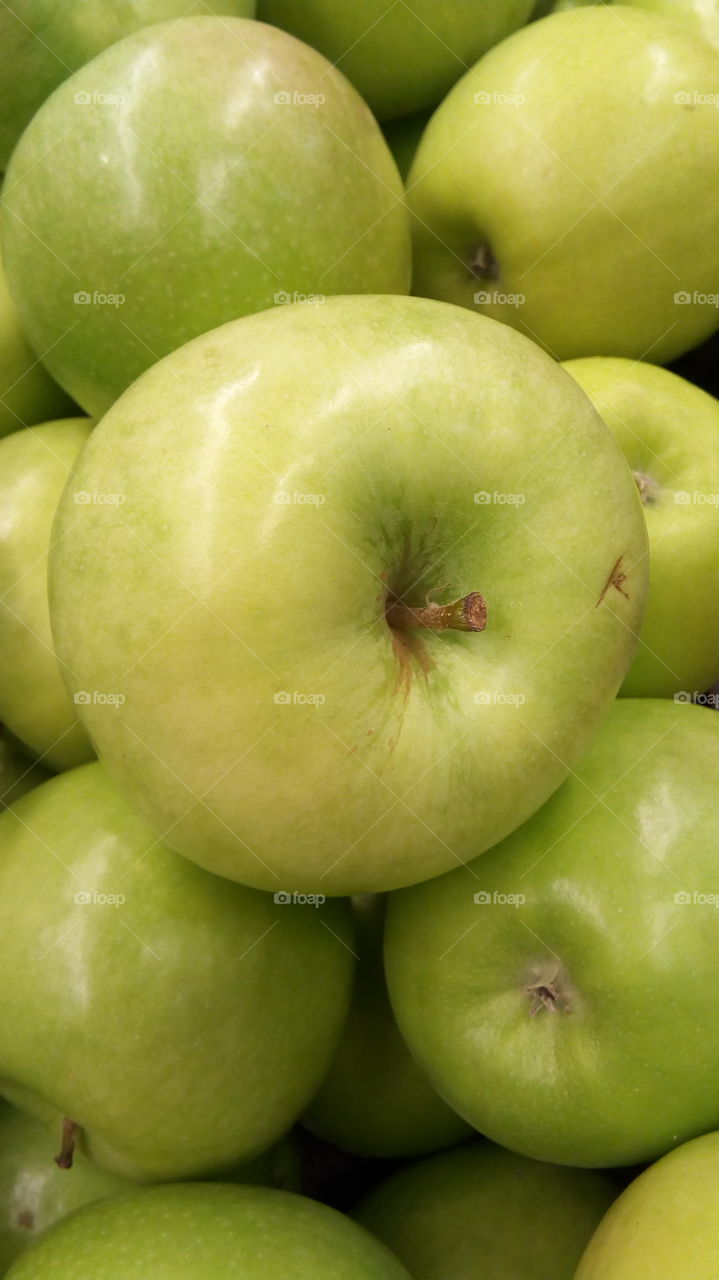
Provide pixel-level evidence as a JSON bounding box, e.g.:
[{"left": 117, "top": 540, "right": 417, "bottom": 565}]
[{"left": 0, "top": 2, "right": 718, "bottom": 1277}]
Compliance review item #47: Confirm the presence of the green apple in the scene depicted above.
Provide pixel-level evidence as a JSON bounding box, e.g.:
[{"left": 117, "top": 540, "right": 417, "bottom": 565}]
[
  {"left": 257, "top": 0, "right": 534, "bottom": 121},
  {"left": 386, "top": 698, "right": 719, "bottom": 1168},
  {"left": 4, "top": 1184, "right": 411, "bottom": 1280},
  {"left": 48, "top": 294, "right": 647, "bottom": 895},
  {"left": 0, "top": 1102, "right": 301, "bottom": 1274},
  {"left": 575, "top": 1130, "right": 719, "bottom": 1278},
  {"left": 355, "top": 1141, "right": 616, "bottom": 1280},
  {"left": 0, "top": 730, "right": 49, "bottom": 809},
  {"left": 0, "top": 763, "right": 354, "bottom": 1180},
  {"left": 407, "top": 6, "right": 719, "bottom": 364},
  {"left": 0, "top": 255, "right": 73, "bottom": 438},
  {"left": 628, "top": 0, "right": 719, "bottom": 48},
  {"left": 304, "top": 895, "right": 471, "bottom": 1157},
  {"left": 563, "top": 358, "right": 719, "bottom": 698},
  {"left": 0, "top": 419, "right": 94, "bottom": 769},
  {"left": 0, "top": 1, "right": 258, "bottom": 172},
  {"left": 382, "top": 112, "right": 432, "bottom": 183},
  {"left": 1, "top": 19, "right": 409, "bottom": 417}
]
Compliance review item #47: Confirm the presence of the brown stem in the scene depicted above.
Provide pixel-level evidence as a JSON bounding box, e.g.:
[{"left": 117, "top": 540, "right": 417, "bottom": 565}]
[
  {"left": 387, "top": 592, "right": 487, "bottom": 633},
  {"left": 55, "top": 1117, "right": 78, "bottom": 1169}
]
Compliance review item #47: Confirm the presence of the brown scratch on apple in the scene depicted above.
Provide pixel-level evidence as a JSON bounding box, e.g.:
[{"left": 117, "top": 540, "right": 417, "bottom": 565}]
[
  {"left": 596, "top": 555, "right": 629, "bottom": 608},
  {"left": 16, "top": 1210, "right": 34, "bottom": 1231}
]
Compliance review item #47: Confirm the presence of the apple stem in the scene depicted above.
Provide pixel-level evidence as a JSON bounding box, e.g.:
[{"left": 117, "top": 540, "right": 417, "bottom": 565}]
[
  {"left": 55, "top": 1117, "right": 78, "bottom": 1169},
  {"left": 386, "top": 592, "right": 487, "bottom": 633}
]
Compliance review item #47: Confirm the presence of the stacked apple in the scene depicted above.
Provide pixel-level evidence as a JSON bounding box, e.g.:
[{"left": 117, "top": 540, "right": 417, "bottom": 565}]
[{"left": 0, "top": 2, "right": 718, "bottom": 1277}]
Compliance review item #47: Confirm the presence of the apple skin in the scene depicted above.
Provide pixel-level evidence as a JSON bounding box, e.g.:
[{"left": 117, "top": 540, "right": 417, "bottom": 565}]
[
  {"left": 0, "top": 763, "right": 354, "bottom": 1181},
  {"left": 257, "top": 0, "right": 534, "bottom": 121},
  {"left": 625, "top": 0, "right": 719, "bottom": 46},
  {"left": 0, "top": 419, "right": 94, "bottom": 769},
  {"left": 48, "top": 294, "right": 647, "bottom": 895},
  {"left": 407, "top": 6, "right": 719, "bottom": 364},
  {"left": 0, "top": 731, "right": 49, "bottom": 809},
  {"left": 303, "top": 895, "right": 471, "bottom": 1157},
  {"left": 563, "top": 357, "right": 719, "bottom": 698},
  {"left": 355, "top": 1141, "right": 617, "bottom": 1280},
  {"left": 385, "top": 698, "right": 719, "bottom": 1168},
  {"left": 0, "top": 0, "right": 257, "bottom": 171},
  {"left": 0, "top": 257, "right": 74, "bottom": 438},
  {"left": 575, "top": 1130, "right": 719, "bottom": 1279},
  {"left": 0, "top": 19, "right": 410, "bottom": 417},
  {"left": 3, "top": 1184, "right": 411, "bottom": 1280}
]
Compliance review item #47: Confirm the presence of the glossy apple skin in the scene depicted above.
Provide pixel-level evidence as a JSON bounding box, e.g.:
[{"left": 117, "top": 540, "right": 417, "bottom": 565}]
[
  {"left": 355, "top": 1141, "right": 616, "bottom": 1280},
  {"left": 576, "top": 1130, "right": 719, "bottom": 1279},
  {"left": 386, "top": 699, "right": 719, "bottom": 1168},
  {"left": 0, "top": 764, "right": 354, "bottom": 1181},
  {"left": 49, "top": 295, "right": 647, "bottom": 895},
  {"left": 0, "top": 0, "right": 257, "bottom": 171},
  {"left": 4, "top": 1184, "right": 411, "bottom": 1280},
  {"left": 1, "top": 19, "right": 410, "bottom": 417},
  {"left": 408, "top": 6, "right": 719, "bottom": 364},
  {"left": 0, "top": 731, "right": 49, "bottom": 809},
  {"left": 0, "top": 257, "right": 73, "bottom": 438},
  {"left": 0, "top": 419, "right": 94, "bottom": 769},
  {"left": 628, "top": 0, "right": 719, "bottom": 45},
  {"left": 257, "top": 0, "right": 534, "bottom": 120},
  {"left": 303, "top": 895, "right": 471, "bottom": 1157},
  {"left": 564, "top": 357, "right": 719, "bottom": 697}
]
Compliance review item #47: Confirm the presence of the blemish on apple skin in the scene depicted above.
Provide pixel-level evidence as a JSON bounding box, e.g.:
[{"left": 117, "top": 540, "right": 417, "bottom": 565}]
[
  {"left": 16, "top": 1210, "right": 34, "bottom": 1231},
  {"left": 595, "top": 555, "right": 630, "bottom": 608}
]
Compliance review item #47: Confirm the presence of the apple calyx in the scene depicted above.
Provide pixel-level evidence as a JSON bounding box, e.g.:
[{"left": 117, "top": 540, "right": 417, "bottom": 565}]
[
  {"left": 633, "top": 471, "right": 659, "bottom": 505},
  {"left": 54, "top": 1116, "right": 78, "bottom": 1169},
  {"left": 386, "top": 592, "right": 487, "bottom": 633},
  {"left": 468, "top": 243, "right": 499, "bottom": 280},
  {"left": 525, "top": 963, "right": 572, "bottom": 1016}
]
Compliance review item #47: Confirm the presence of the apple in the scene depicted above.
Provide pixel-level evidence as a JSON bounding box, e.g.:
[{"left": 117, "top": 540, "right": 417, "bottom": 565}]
[
  {"left": 0, "top": 255, "right": 73, "bottom": 439},
  {"left": 48, "top": 294, "right": 647, "bottom": 895},
  {"left": 303, "top": 895, "right": 471, "bottom": 1157},
  {"left": 563, "top": 357, "right": 719, "bottom": 698},
  {"left": 0, "top": 419, "right": 94, "bottom": 770},
  {"left": 3, "top": 1184, "right": 411, "bottom": 1280},
  {"left": 407, "top": 6, "right": 719, "bottom": 364},
  {"left": 0, "top": 19, "right": 410, "bottom": 417},
  {"left": 575, "top": 1130, "right": 719, "bottom": 1279},
  {"left": 0, "top": 0, "right": 257, "bottom": 171},
  {"left": 0, "top": 762, "right": 354, "bottom": 1180},
  {"left": 355, "top": 1140, "right": 617, "bottom": 1280},
  {"left": 385, "top": 697, "right": 719, "bottom": 1168},
  {"left": 0, "top": 730, "right": 49, "bottom": 809},
  {"left": 256, "top": 0, "right": 535, "bottom": 121}
]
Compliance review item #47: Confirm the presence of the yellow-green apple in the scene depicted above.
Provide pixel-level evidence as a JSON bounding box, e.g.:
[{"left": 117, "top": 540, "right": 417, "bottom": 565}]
[
  {"left": 257, "top": 0, "right": 535, "bottom": 120},
  {"left": 0, "top": 0, "right": 257, "bottom": 171},
  {"left": 4, "top": 1184, "right": 411, "bottom": 1280},
  {"left": 48, "top": 295, "right": 647, "bottom": 895},
  {"left": 355, "top": 1141, "right": 616, "bottom": 1280},
  {"left": 386, "top": 698, "right": 719, "bottom": 1167},
  {"left": 304, "top": 895, "right": 471, "bottom": 1157},
  {"left": 0, "top": 763, "right": 354, "bottom": 1180},
  {"left": 563, "top": 358, "right": 719, "bottom": 697},
  {"left": 0, "top": 256, "right": 73, "bottom": 438},
  {"left": 0, "top": 419, "right": 93, "bottom": 769},
  {"left": 627, "top": 0, "right": 719, "bottom": 46},
  {"left": 407, "top": 6, "right": 719, "bottom": 363},
  {"left": 0, "top": 18, "right": 410, "bottom": 416}
]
